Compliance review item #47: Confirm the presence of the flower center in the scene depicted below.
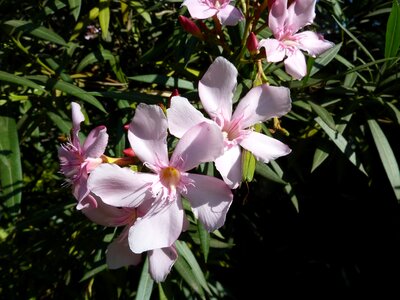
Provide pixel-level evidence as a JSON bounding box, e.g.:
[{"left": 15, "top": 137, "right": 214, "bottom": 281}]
[{"left": 160, "top": 166, "right": 181, "bottom": 189}]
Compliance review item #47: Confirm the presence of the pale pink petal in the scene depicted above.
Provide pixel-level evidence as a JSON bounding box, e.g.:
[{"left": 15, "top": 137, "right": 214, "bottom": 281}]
[
  {"left": 128, "top": 104, "right": 169, "bottom": 166},
  {"left": 284, "top": 49, "right": 307, "bottom": 80},
  {"left": 185, "top": 173, "right": 233, "bottom": 231},
  {"left": 240, "top": 131, "right": 291, "bottom": 163},
  {"left": 215, "top": 145, "right": 242, "bottom": 189},
  {"left": 258, "top": 38, "right": 286, "bottom": 63},
  {"left": 198, "top": 56, "right": 236, "bottom": 122},
  {"left": 71, "top": 102, "right": 84, "bottom": 135},
  {"left": 268, "top": 0, "right": 288, "bottom": 36},
  {"left": 82, "top": 197, "right": 130, "bottom": 227},
  {"left": 217, "top": 5, "right": 244, "bottom": 26},
  {"left": 170, "top": 122, "right": 223, "bottom": 172},
  {"left": 167, "top": 96, "right": 208, "bottom": 138},
  {"left": 294, "top": 31, "right": 334, "bottom": 57},
  {"left": 77, "top": 193, "right": 98, "bottom": 210},
  {"left": 232, "top": 85, "right": 291, "bottom": 129},
  {"left": 182, "top": 0, "right": 217, "bottom": 20},
  {"left": 148, "top": 246, "right": 178, "bottom": 282},
  {"left": 286, "top": 0, "right": 316, "bottom": 34},
  {"left": 106, "top": 237, "right": 142, "bottom": 269},
  {"left": 88, "top": 163, "right": 155, "bottom": 207},
  {"left": 73, "top": 171, "right": 90, "bottom": 205},
  {"left": 129, "top": 197, "right": 184, "bottom": 253},
  {"left": 83, "top": 125, "right": 108, "bottom": 158}
]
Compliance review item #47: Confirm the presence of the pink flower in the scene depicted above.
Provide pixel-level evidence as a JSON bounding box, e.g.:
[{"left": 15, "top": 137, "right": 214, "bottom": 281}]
[
  {"left": 58, "top": 102, "right": 108, "bottom": 209},
  {"left": 88, "top": 104, "right": 233, "bottom": 255},
  {"left": 182, "top": 0, "right": 244, "bottom": 26},
  {"left": 168, "top": 56, "right": 292, "bottom": 188},
  {"left": 82, "top": 197, "right": 177, "bottom": 282},
  {"left": 258, "top": 0, "right": 334, "bottom": 79}
]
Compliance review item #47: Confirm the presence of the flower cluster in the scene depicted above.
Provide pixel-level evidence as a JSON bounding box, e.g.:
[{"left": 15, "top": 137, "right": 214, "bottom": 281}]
[{"left": 59, "top": 0, "right": 333, "bottom": 282}]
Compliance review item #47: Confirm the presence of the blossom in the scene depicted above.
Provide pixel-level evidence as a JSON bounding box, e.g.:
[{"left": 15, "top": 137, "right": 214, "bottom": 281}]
[
  {"left": 182, "top": 0, "right": 244, "bottom": 26},
  {"left": 168, "top": 56, "right": 292, "bottom": 188},
  {"left": 58, "top": 102, "right": 108, "bottom": 209},
  {"left": 258, "top": 0, "right": 334, "bottom": 79},
  {"left": 88, "top": 103, "right": 233, "bottom": 255}
]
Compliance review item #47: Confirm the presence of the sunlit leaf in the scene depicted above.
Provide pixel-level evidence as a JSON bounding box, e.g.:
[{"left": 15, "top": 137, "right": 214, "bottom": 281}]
[
  {"left": 309, "top": 101, "right": 336, "bottom": 130},
  {"left": 197, "top": 221, "right": 210, "bottom": 262},
  {"left": 131, "top": 1, "right": 152, "bottom": 24},
  {"left": 99, "top": 0, "right": 111, "bottom": 41},
  {"left": 311, "top": 147, "right": 329, "bottom": 173},
  {"left": 309, "top": 43, "right": 342, "bottom": 76},
  {"left": 128, "top": 74, "right": 195, "bottom": 90},
  {"left": 0, "top": 71, "right": 45, "bottom": 91},
  {"left": 136, "top": 257, "right": 154, "bottom": 300},
  {"left": 385, "top": 0, "right": 400, "bottom": 59},
  {"left": 255, "top": 161, "right": 287, "bottom": 185},
  {"left": 367, "top": 119, "right": 400, "bottom": 201},
  {"left": 68, "top": 0, "right": 82, "bottom": 21},
  {"left": 242, "top": 149, "right": 256, "bottom": 182},
  {"left": 173, "top": 255, "right": 205, "bottom": 298},
  {"left": 79, "top": 264, "right": 107, "bottom": 282}
]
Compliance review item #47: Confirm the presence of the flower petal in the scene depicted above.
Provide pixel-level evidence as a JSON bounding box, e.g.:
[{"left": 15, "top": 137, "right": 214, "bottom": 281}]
[
  {"left": 295, "top": 31, "right": 334, "bottom": 57},
  {"left": 185, "top": 173, "right": 233, "bottom": 231},
  {"left": 71, "top": 102, "right": 84, "bottom": 138},
  {"left": 258, "top": 38, "right": 286, "bottom": 62},
  {"left": 129, "top": 197, "right": 184, "bottom": 253},
  {"left": 286, "top": 0, "right": 316, "bottom": 33},
  {"left": 232, "top": 85, "right": 292, "bottom": 129},
  {"left": 215, "top": 145, "right": 242, "bottom": 189},
  {"left": 217, "top": 5, "right": 244, "bottom": 26},
  {"left": 73, "top": 171, "right": 91, "bottom": 205},
  {"left": 284, "top": 49, "right": 307, "bottom": 80},
  {"left": 106, "top": 237, "right": 142, "bottom": 269},
  {"left": 240, "top": 131, "right": 291, "bottom": 163},
  {"left": 82, "top": 197, "right": 130, "bottom": 227},
  {"left": 88, "top": 163, "right": 155, "bottom": 207},
  {"left": 182, "top": 0, "right": 217, "bottom": 20},
  {"left": 198, "top": 56, "right": 236, "bottom": 122},
  {"left": 170, "top": 122, "right": 223, "bottom": 172},
  {"left": 148, "top": 246, "right": 178, "bottom": 282},
  {"left": 128, "top": 104, "right": 169, "bottom": 166},
  {"left": 167, "top": 96, "right": 208, "bottom": 138},
  {"left": 83, "top": 125, "right": 109, "bottom": 158},
  {"left": 268, "top": 0, "right": 288, "bottom": 36}
]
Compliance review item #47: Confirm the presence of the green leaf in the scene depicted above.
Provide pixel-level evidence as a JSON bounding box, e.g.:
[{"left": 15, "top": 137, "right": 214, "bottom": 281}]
[
  {"left": 197, "top": 221, "right": 210, "bottom": 262},
  {"left": 128, "top": 74, "right": 195, "bottom": 90},
  {"left": 46, "top": 79, "right": 106, "bottom": 113},
  {"left": 0, "top": 71, "right": 45, "bottom": 91},
  {"left": 387, "top": 102, "right": 400, "bottom": 125},
  {"left": 242, "top": 149, "right": 256, "bottom": 182},
  {"left": 255, "top": 161, "right": 287, "bottom": 185},
  {"left": 79, "top": 264, "right": 107, "bottom": 282},
  {"left": 47, "top": 111, "right": 71, "bottom": 134},
  {"left": 76, "top": 50, "right": 116, "bottom": 72},
  {"left": 309, "top": 43, "right": 342, "bottom": 77},
  {"left": 131, "top": 1, "right": 152, "bottom": 24},
  {"left": 136, "top": 257, "right": 154, "bottom": 300},
  {"left": 309, "top": 101, "right": 336, "bottom": 130},
  {"left": 173, "top": 255, "right": 205, "bottom": 298},
  {"left": 3, "top": 20, "right": 68, "bottom": 46},
  {"left": 315, "top": 117, "right": 367, "bottom": 176},
  {"left": 367, "top": 119, "right": 400, "bottom": 201},
  {"left": 385, "top": 0, "right": 400, "bottom": 59},
  {"left": 68, "top": 0, "right": 82, "bottom": 21},
  {"left": 311, "top": 147, "right": 330, "bottom": 173},
  {"left": 99, "top": 0, "right": 110, "bottom": 41},
  {"left": 175, "top": 240, "right": 211, "bottom": 296},
  {"left": 0, "top": 117, "right": 22, "bottom": 217}
]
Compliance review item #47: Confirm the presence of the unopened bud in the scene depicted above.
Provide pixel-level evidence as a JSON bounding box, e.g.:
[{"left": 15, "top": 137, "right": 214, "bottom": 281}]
[
  {"left": 247, "top": 32, "right": 259, "bottom": 55},
  {"left": 123, "top": 123, "right": 130, "bottom": 131},
  {"left": 123, "top": 148, "right": 135, "bottom": 157},
  {"left": 178, "top": 15, "right": 203, "bottom": 40}
]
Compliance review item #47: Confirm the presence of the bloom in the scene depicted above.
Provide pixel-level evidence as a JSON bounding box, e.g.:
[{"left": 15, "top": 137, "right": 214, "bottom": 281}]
[
  {"left": 58, "top": 102, "right": 108, "bottom": 209},
  {"left": 168, "top": 56, "right": 292, "bottom": 188},
  {"left": 88, "top": 103, "right": 233, "bottom": 255},
  {"left": 182, "top": 0, "right": 244, "bottom": 26},
  {"left": 258, "top": 0, "right": 334, "bottom": 79}
]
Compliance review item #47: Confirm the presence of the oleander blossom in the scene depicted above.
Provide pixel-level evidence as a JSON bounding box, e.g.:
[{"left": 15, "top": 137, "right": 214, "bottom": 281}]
[
  {"left": 168, "top": 56, "right": 292, "bottom": 189},
  {"left": 258, "top": 0, "right": 334, "bottom": 79},
  {"left": 182, "top": 0, "right": 244, "bottom": 26},
  {"left": 58, "top": 102, "right": 108, "bottom": 209},
  {"left": 88, "top": 103, "right": 233, "bottom": 257}
]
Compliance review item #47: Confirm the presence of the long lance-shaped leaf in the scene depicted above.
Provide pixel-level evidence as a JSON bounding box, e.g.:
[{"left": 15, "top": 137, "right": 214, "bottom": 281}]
[
  {"left": 136, "top": 256, "right": 154, "bottom": 300},
  {"left": 128, "top": 74, "right": 195, "bottom": 90},
  {"left": 367, "top": 119, "right": 400, "bottom": 202},
  {"left": 0, "top": 71, "right": 45, "bottom": 91},
  {"left": 197, "top": 220, "right": 210, "bottom": 262},
  {"left": 3, "top": 20, "right": 68, "bottom": 46},
  {"left": 385, "top": 0, "right": 400, "bottom": 59},
  {"left": 99, "top": 0, "right": 110, "bottom": 41},
  {"left": 315, "top": 117, "right": 367, "bottom": 176},
  {"left": 0, "top": 117, "right": 22, "bottom": 217},
  {"left": 309, "top": 43, "right": 342, "bottom": 77},
  {"left": 173, "top": 254, "right": 205, "bottom": 298},
  {"left": 68, "top": 0, "right": 82, "bottom": 21}
]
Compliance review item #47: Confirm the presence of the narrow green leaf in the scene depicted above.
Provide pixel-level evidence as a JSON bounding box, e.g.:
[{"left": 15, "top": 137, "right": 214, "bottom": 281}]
[
  {"left": 367, "top": 119, "right": 400, "bottom": 201},
  {"left": 76, "top": 50, "right": 116, "bottom": 72},
  {"left": 79, "top": 264, "right": 107, "bottom": 282},
  {"left": 99, "top": 0, "right": 110, "bottom": 40},
  {"left": 255, "top": 161, "right": 287, "bottom": 185},
  {"left": 47, "top": 112, "right": 71, "bottom": 134},
  {"left": 88, "top": 91, "right": 162, "bottom": 104},
  {"left": 311, "top": 147, "right": 330, "bottom": 173},
  {"left": 385, "top": 0, "right": 400, "bottom": 59},
  {"left": 68, "top": 0, "right": 82, "bottom": 21},
  {"left": 3, "top": 20, "right": 68, "bottom": 46},
  {"left": 175, "top": 240, "right": 211, "bottom": 296},
  {"left": 46, "top": 79, "right": 106, "bottom": 113},
  {"left": 309, "top": 101, "right": 336, "bottom": 130},
  {"left": 387, "top": 102, "right": 400, "bottom": 125},
  {"left": 0, "top": 71, "right": 45, "bottom": 91},
  {"left": 0, "top": 117, "right": 22, "bottom": 217},
  {"left": 136, "top": 257, "right": 154, "bottom": 300},
  {"left": 131, "top": 1, "right": 152, "bottom": 24},
  {"left": 310, "top": 43, "right": 342, "bottom": 76},
  {"left": 242, "top": 149, "right": 256, "bottom": 182},
  {"left": 315, "top": 117, "right": 367, "bottom": 176},
  {"left": 173, "top": 255, "right": 205, "bottom": 298},
  {"left": 128, "top": 74, "right": 195, "bottom": 90},
  {"left": 43, "top": 0, "right": 67, "bottom": 15},
  {"left": 197, "top": 221, "right": 210, "bottom": 262}
]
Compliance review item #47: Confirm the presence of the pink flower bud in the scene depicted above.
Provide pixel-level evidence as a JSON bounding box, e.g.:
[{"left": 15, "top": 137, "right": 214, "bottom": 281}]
[
  {"left": 246, "top": 32, "right": 259, "bottom": 55},
  {"left": 123, "top": 148, "right": 135, "bottom": 157},
  {"left": 123, "top": 124, "right": 130, "bottom": 131},
  {"left": 178, "top": 15, "right": 203, "bottom": 40}
]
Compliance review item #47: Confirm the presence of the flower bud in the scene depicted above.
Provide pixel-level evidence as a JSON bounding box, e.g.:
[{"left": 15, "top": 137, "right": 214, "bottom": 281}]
[
  {"left": 246, "top": 32, "right": 259, "bottom": 55},
  {"left": 178, "top": 15, "right": 204, "bottom": 40},
  {"left": 123, "top": 148, "right": 135, "bottom": 157}
]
